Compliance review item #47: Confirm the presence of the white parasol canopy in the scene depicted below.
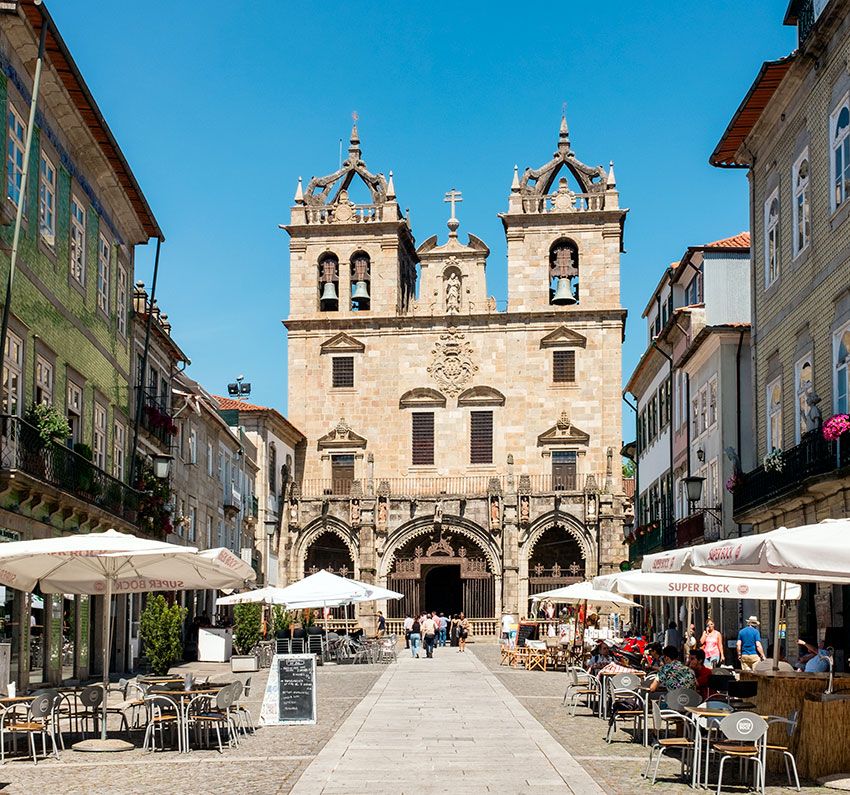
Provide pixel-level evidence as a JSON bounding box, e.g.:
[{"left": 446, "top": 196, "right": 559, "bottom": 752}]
[
  {"left": 641, "top": 545, "right": 702, "bottom": 575},
  {"left": 531, "top": 580, "right": 640, "bottom": 609},
  {"left": 217, "top": 569, "right": 403, "bottom": 609},
  {"left": 593, "top": 571, "right": 801, "bottom": 601},
  {"left": 690, "top": 519, "right": 850, "bottom": 584},
  {"left": 0, "top": 530, "right": 255, "bottom": 746}
]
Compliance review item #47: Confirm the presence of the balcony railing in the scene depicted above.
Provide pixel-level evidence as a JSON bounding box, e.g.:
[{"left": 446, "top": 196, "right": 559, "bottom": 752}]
[
  {"left": 676, "top": 513, "right": 705, "bottom": 548},
  {"left": 305, "top": 203, "right": 385, "bottom": 225},
  {"left": 0, "top": 415, "right": 140, "bottom": 524},
  {"left": 139, "top": 390, "right": 176, "bottom": 447},
  {"left": 733, "top": 429, "right": 850, "bottom": 519},
  {"left": 521, "top": 190, "right": 606, "bottom": 214},
  {"left": 629, "top": 523, "right": 662, "bottom": 561},
  {"left": 298, "top": 472, "right": 610, "bottom": 499}
]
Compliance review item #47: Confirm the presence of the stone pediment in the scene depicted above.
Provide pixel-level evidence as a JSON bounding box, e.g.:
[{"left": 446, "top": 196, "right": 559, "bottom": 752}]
[
  {"left": 457, "top": 386, "right": 506, "bottom": 407},
  {"left": 399, "top": 388, "right": 447, "bottom": 409},
  {"left": 320, "top": 332, "right": 366, "bottom": 354},
  {"left": 539, "top": 325, "right": 587, "bottom": 349},
  {"left": 537, "top": 411, "right": 590, "bottom": 446},
  {"left": 317, "top": 417, "right": 367, "bottom": 450}
]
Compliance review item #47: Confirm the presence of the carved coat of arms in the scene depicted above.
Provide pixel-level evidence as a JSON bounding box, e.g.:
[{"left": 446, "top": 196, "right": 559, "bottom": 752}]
[{"left": 427, "top": 330, "right": 478, "bottom": 397}]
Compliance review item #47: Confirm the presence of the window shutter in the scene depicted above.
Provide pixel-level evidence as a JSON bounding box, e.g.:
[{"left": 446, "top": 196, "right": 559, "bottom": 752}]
[
  {"left": 470, "top": 411, "right": 493, "bottom": 464},
  {"left": 553, "top": 350, "right": 576, "bottom": 383},
  {"left": 411, "top": 412, "right": 435, "bottom": 465},
  {"left": 332, "top": 356, "right": 354, "bottom": 388}
]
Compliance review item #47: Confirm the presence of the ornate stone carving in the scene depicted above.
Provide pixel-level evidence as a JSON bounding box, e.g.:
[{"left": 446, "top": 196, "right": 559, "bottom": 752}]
[
  {"left": 445, "top": 271, "right": 461, "bottom": 314},
  {"left": 376, "top": 497, "right": 388, "bottom": 531},
  {"left": 489, "top": 495, "right": 501, "bottom": 532},
  {"left": 427, "top": 330, "right": 478, "bottom": 397},
  {"left": 518, "top": 474, "right": 531, "bottom": 496},
  {"left": 350, "top": 499, "right": 361, "bottom": 526},
  {"left": 434, "top": 499, "right": 443, "bottom": 526},
  {"left": 519, "top": 495, "right": 530, "bottom": 525}
]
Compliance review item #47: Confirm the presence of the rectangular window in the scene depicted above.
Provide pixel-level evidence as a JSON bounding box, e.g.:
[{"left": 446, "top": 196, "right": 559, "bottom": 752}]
[
  {"left": 93, "top": 404, "right": 107, "bottom": 470},
  {"left": 699, "top": 386, "right": 708, "bottom": 434},
  {"left": 470, "top": 410, "right": 493, "bottom": 464},
  {"left": 331, "top": 454, "right": 355, "bottom": 494},
  {"left": 691, "top": 396, "right": 699, "bottom": 438},
  {"left": 767, "top": 377, "right": 783, "bottom": 452},
  {"left": 552, "top": 350, "right": 576, "bottom": 383},
  {"left": 207, "top": 441, "right": 214, "bottom": 476},
  {"left": 97, "top": 233, "right": 110, "bottom": 314},
  {"left": 117, "top": 265, "right": 127, "bottom": 336},
  {"left": 206, "top": 515, "right": 213, "bottom": 549},
  {"left": 332, "top": 356, "right": 354, "bottom": 388},
  {"left": 792, "top": 149, "right": 811, "bottom": 256},
  {"left": 35, "top": 356, "right": 53, "bottom": 405},
  {"left": 835, "top": 326, "right": 850, "bottom": 415},
  {"left": 831, "top": 99, "right": 850, "bottom": 210},
  {"left": 708, "top": 377, "right": 718, "bottom": 428},
  {"left": 38, "top": 151, "right": 56, "bottom": 246},
  {"left": 2, "top": 331, "right": 23, "bottom": 416},
  {"left": 6, "top": 106, "right": 25, "bottom": 206},
  {"left": 189, "top": 506, "right": 197, "bottom": 543},
  {"left": 658, "top": 384, "right": 668, "bottom": 429},
  {"left": 685, "top": 266, "right": 703, "bottom": 305},
  {"left": 178, "top": 498, "right": 186, "bottom": 537},
  {"left": 113, "top": 420, "right": 125, "bottom": 480},
  {"left": 67, "top": 381, "right": 82, "bottom": 446},
  {"left": 189, "top": 428, "right": 197, "bottom": 464},
  {"left": 70, "top": 197, "right": 86, "bottom": 284},
  {"left": 411, "top": 412, "right": 435, "bottom": 466},
  {"left": 552, "top": 450, "right": 577, "bottom": 490},
  {"left": 764, "top": 188, "right": 780, "bottom": 287},
  {"left": 795, "top": 355, "right": 813, "bottom": 442}
]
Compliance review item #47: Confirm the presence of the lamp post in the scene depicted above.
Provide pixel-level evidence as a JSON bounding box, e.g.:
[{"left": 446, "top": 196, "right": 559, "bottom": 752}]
[
  {"left": 263, "top": 521, "right": 277, "bottom": 587},
  {"left": 151, "top": 453, "right": 173, "bottom": 481}
]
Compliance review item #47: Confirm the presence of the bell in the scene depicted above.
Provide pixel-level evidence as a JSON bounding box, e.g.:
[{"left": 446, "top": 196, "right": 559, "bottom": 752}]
[
  {"left": 351, "top": 280, "right": 370, "bottom": 305},
  {"left": 551, "top": 277, "right": 576, "bottom": 305},
  {"left": 320, "top": 281, "right": 338, "bottom": 307}
]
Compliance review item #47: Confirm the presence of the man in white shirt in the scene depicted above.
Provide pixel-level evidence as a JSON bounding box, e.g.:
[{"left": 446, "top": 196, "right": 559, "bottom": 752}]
[
  {"left": 403, "top": 613, "right": 414, "bottom": 649},
  {"left": 422, "top": 614, "right": 437, "bottom": 658}
]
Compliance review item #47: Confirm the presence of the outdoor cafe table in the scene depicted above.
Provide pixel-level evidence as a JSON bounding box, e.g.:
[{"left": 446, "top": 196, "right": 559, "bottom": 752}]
[
  {"left": 596, "top": 666, "right": 643, "bottom": 719},
  {"left": 148, "top": 685, "right": 231, "bottom": 753}
]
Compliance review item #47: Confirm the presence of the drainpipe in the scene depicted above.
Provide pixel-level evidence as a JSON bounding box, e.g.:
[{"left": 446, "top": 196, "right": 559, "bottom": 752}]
[
  {"left": 685, "top": 374, "right": 692, "bottom": 478},
  {"left": 735, "top": 330, "right": 745, "bottom": 538},
  {"left": 0, "top": 17, "right": 48, "bottom": 394}
]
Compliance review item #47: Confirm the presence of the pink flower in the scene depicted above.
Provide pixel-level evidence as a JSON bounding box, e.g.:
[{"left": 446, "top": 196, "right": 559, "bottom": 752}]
[{"left": 823, "top": 414, "right": 850, "bottom": 442}]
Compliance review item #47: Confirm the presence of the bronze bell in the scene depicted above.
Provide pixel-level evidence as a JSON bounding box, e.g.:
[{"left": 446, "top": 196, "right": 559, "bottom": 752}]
[{"left": 551, "top": 277, "right": 576, "bottom": 305}]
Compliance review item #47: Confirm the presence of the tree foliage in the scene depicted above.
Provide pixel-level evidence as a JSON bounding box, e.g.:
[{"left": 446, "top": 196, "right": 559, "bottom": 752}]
[
  {"left": 139, "top": 594, "right": 187, "bottom": 675},
  {"left": 233, "top": 603, "right": 262, "bottom": 654}
]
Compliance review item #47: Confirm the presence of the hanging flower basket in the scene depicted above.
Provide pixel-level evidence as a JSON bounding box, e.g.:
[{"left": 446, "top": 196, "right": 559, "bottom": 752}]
[
  {"left": 763, "top": 448, "right": 785, "bottom": 473},
  {"left": 823, "top": 413, "right": 850, "bottom": 442},
  {"left": 725, "top": 472, "right": 743, "bottom": 493}
]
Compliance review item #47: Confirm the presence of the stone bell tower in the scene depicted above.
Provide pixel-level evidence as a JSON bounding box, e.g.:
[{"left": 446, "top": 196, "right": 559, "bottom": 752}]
[
  {"left": 502, "top": 114, "right": 623, "bottom": 313},
  {"left": 284, "top": 121, "right": 418, "bottom": 320}
]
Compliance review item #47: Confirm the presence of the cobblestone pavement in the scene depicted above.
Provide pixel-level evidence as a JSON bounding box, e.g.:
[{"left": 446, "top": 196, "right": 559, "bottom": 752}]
[
  {"left": 0, "top": 661, "right": 382, "bottom": 795},
  {"left": 291, "top": 643, "right": 602, "bottom": 794},
  {"left": 473, "top": 644, "right": 833, "bottom": 794}
]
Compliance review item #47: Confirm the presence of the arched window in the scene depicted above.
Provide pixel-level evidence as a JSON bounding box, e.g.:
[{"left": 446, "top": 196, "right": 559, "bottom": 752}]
[
  {"left": 318, "top": 253, "right": 339, "bottom": 312},
  {"left": 268, "top": 443, "right": 277, "bottom": 495},
  {"left": 350, "top": 251, "right": 371, "bottom": 311},
  {"left": 792, "top": 150, "right": 810, "bottom": 255},
  {"left": 836, "top": 327, "right": 850, "bottom": 415},
  {"left": 795, "top": 356, "right": 813, "bottom": 442},
  {"left": 764, "top": 191, "right": 780, "bottom": 287},
  {"left": 548, "top": 239, "right": 579, "bottom": 306},
  {"left": 767, "top": 378, "right": 783, "bottom": 452},
  {"left": 832, "top": 101, "right": 850, "bottom": 209}
]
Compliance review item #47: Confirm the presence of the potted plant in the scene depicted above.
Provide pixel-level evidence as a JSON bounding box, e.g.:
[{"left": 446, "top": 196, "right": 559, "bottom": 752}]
[
  {"left": 139, "top": 594, "right": 187, "bottom": 675},
  {"left": 231, "top": 602, "right": 261, "bottom": 672},
  {"left": 22, "top": 403, "right": 70, "bottom": 477}
]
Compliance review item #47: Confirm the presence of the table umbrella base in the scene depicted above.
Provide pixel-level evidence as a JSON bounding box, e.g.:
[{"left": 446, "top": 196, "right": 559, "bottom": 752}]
[{"left": 72, "top": 739, "right": 134, "bottom": 753}]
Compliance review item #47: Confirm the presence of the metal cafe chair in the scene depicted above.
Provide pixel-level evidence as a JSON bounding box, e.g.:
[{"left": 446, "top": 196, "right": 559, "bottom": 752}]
[
  {"left": 605, "top": 672, "right": 645, "bottom": 743},
  {"left": 712, "top": 712, "right": 768, "bottom": 795},
  {"left": 765, "top": 713, "right": 801, "bottom": 791},
  {"left": 643, "top": 699, "right": 696, "bottom": 784},
  {"left": 142, "top": 695, "right": 182, "bottom": 753},
  {"left": 188, "top": 684, "right": 239, "bottom": 754},
  {"left": 0, "top": 692, "right": 60, "bottom": 765}
]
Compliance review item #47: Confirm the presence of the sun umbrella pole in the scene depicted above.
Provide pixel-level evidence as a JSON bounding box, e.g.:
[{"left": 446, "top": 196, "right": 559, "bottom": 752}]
[
  {"left": 101, "top": 576, "right": 112, "bottom": 741},
  {"left": 772, "top": 580, "right": 782, "bottom": 671}
]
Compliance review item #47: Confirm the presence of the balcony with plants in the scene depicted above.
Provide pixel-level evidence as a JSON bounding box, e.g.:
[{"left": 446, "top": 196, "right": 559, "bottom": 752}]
[
  {"left": 732, "top": 415, "right": 850, "bottom": 522},
  {"left": 140, "top": 390, "right": 177, "bottom": 448}
]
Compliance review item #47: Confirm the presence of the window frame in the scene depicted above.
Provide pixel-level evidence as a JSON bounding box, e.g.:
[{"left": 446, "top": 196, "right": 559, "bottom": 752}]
[
  {"left": 70, "top": 195, "right": 87, "bottom": 285},
  {"left": 764, "top": 188, "right": 780, "bottom": 288},
  {"left": 830, "top": 95, "right": 850, "bottom": 212},
  {"left": 93, "top": 402, "right": 107, "bottom": 470},
  {"left": 552, "top": 349, "right": 576, "bottom": 384},
  {"left": 411, "top": 411, "right": 435, "bottom": 466},
  {"left": 708, "top": 377, "right": 718, "bottom": 429},
  {"left": 469, "top": 410, "right": 494, "bottom": 465},
  {"left": 67, "top": 380, "right": 83, "bottom": 447},
  {"left": 38, "top": 150, "right": 56, "bottom": 247},
  {"left": 2, "top": 330, "right": 23, "bottom": 417},
  {"left": 97, "top": 232, "right": 111, "bottom": 316},
  {"left": 35, "top": 355, "right": 53, "bottom": 406},
  {"left": 331, "top": 356, "right": 355, "bottom": 389},
  {"left": 113, "top": 419, "right": 126, "bottom": 481},
  {"left": 792, "top": 148, "right": 811, "bottom": 257},
  {"left": 116, "top": 264, "right": 128, "bottom": 337},
  {"left": 794, "top": 354, "right": 814, "bottom": 443},
  {"left": 6, "top": 105, "right": 26, "bottom": 207},
  {"left": 833, "top": 323, "right": 850, "bottom": 416},
  {"left": 766, "top": 377, "right": 783, "bottom": 453}
]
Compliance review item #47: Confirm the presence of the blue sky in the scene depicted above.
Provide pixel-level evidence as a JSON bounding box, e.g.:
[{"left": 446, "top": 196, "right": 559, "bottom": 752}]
[{"left": 51, "top": 2, "right": 796, "bottom": 420}]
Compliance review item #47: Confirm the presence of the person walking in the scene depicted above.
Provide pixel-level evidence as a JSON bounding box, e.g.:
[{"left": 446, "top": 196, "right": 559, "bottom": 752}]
[
  {"left": 736, "top": 616, "right": 765, "bottom": 671},
  {"left": 403, "top": 612, "right": 414, "bottom": 649},
  {"left": 449, "top": 614, "right": 460, "bottom": 647},
  {"left": 422, "top": 613, "right": 437, "bottom": 658},
  {"left": 457, "top": 612, "right": 470, "bottom": 653},
  {"left": 438, "top": 612, "right": 448, "bottom": 646},
  {"left": 409, "top": 615, "right": 422, "bottom": 658},
  {"left": 663, "top": 620, "right": 681, "bottom": 651},
  {"left": 377, "top": 611, "right": 386, "bottom": 638},
  {"left": 700, "top": 619, "right": 725, "bottom": 667}
]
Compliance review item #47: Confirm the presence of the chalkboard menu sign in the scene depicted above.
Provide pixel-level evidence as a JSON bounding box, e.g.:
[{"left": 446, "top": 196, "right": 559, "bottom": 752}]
[
  {"left": 517, "top": 622, "right": 538, "bottom": 647},
  {"left": 260, "top": 654, "right": 317, "bottom": 726}
]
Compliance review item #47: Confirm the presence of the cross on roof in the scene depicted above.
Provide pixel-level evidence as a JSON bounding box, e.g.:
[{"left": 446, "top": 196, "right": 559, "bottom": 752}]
[{"left": 444, "top": 188, "right": 463, "bottom": 220}]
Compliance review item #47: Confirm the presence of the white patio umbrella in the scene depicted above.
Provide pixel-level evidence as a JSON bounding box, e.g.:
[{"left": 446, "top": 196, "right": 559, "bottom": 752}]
[
  {"left": 593, "top": 571, "right": 801, "bottom": 601},
  {"left": 0, "top": 530, "right": 255, "bottom": 749},
  {"left": 531, "top": 580, "right": 640, "bottom": 610},
  {"left": 216, "top": 586, "right": 290, "bottom": 606}
]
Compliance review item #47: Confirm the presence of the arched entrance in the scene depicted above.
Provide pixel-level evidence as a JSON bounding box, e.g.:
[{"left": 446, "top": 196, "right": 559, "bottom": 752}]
[
  {"left": 304, "top": 530, "right": 355, "bottom": 618},
  {"left": 386, "top": 529, "right": 494, "bottom": 619},
  {"left": 527, "top": 524, "right": 585, "bottom": 611}
]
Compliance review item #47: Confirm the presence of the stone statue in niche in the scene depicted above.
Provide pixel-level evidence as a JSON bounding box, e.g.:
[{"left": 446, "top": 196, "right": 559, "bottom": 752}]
[
  {"left": 445, "top": 272, "right": 461, "bottom": 314},
  {"left": 434, "top": 499, "right": 443, "bottom": 526},
  {"left": 489, "top": 496, "right": 501, "bottom": 530},
  {"left": 377, "top": 499, "right": 388, "bottom": 529},
  {"left": 519, "top": 495, "right": 530, "bottom": 525},
  {"left": 350, "top": 499, "right": 360, "bottom": 526},
  {"left": 289, "top": 500, "right": 299, "bottom": 528}
]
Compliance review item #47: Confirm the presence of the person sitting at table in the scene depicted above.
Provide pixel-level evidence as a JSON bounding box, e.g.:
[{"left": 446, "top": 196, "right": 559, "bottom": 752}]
[
  {"left": 643, "top": 642, "right": 663, "bottom": 672},
  {"left": 797, "top": 638, "right": 831, "bottom": 672},
  {"left": 688, "top": 649, "right": 712, "bottom": 699},
  {"left": 588, "top": 641, "right": 613, "bottom": 673},
  {"left": 649, "top": 645, "right": 697, "bottom": 693}
]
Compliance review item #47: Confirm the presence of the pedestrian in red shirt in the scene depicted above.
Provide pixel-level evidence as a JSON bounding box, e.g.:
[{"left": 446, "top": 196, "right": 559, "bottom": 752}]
[{"left": 688, "top": 649, "right": 712, "bottom": 699}]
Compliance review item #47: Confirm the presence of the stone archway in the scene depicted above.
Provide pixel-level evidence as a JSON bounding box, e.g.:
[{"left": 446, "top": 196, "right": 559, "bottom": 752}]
[
  {"left": 381, "top": 518, "right": 499, "bottom": 619},
  {"left": 294, "top": 516, "right": 359, "bottom": 581}
]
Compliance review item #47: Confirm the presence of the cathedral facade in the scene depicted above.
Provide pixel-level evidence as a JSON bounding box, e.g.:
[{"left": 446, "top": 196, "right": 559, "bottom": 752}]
[{"left": 282, "top": 117, "right": 630, "bottom": 625}]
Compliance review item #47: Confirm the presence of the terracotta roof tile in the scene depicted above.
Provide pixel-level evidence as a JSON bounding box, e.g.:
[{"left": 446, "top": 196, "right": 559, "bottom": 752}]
[
  {"left": 705, "top": 232, "right": 750, "bottom": 249},
  {"left": 213, "top": 396, "right": 272, "bottom": 412}
]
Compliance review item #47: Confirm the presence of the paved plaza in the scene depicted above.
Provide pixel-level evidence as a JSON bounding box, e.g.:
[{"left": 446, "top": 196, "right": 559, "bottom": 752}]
[{"left": 0, "top": 644, "right": 839, "bottom": 794}]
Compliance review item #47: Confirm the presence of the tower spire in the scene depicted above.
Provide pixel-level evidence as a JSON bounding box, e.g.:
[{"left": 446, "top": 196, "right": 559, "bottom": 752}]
[
  {"left": 348, "top": 111, "right": 361, "bottom": 160},
  {"left": 558, "top": 106, "right": 570, "bottom": 153}
]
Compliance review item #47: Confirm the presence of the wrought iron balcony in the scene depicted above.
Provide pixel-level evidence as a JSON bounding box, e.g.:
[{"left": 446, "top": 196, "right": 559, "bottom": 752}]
[
  {"left": 0, "top": 415, "right": 139, "bottom": 524},
  {"left": 139, "top": 390, "right": 176, "bottom": 447},
  {"left": 628, "top": 523, "right": 662, "bottom": 561},
  {"left": 733, "top": 429, "right": 850, "bottom": 520},
  {"left": 676, "top": 513, "right": 705, "bottom": 548}
]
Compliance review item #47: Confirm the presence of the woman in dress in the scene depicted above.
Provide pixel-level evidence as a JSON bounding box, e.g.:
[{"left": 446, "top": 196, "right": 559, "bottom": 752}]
[
  {"left": 699, "top": 618, "right": 724, "bottom": 667},
  {"left": 457, "top": 612, "right": 470, "bottom": 653},
  {"left": 449, "top": 614, "right": 460, "bottom": 647}
]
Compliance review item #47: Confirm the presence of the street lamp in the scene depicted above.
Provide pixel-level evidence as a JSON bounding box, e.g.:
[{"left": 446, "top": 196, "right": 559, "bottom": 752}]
[
  {"left": 683, "top": 475, "right": 705, "bottom": 506},
  {"left": 263, "top": 520, "right": 277, "bottom": 587},
  {"left": 152, "top": 453, "right": 173, "bottom": 480}
]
